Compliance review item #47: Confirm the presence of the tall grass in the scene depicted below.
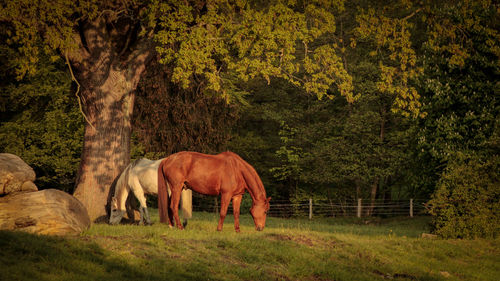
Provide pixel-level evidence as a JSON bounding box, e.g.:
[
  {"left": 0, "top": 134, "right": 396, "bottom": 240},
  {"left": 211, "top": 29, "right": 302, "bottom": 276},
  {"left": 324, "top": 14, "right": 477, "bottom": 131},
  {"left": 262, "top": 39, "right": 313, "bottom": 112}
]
[{"left": 1, "top": 210, "right": 498, "bottom": 280}]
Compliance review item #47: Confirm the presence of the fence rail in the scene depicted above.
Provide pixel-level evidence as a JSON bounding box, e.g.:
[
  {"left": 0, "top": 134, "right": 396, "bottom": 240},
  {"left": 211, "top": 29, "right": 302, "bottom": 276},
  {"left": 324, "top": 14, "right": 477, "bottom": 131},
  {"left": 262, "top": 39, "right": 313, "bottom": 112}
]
[{"left": 189, "top": 194, "right": 427, "bottom": 218}]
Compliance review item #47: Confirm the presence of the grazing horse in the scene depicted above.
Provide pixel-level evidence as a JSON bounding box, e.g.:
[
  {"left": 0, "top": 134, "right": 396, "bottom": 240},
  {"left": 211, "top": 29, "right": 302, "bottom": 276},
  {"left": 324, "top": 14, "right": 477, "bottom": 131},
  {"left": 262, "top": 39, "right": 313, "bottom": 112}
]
[
  {"left": 109, "top": 158, "right": 192, "bottom": 226},
  {"left": 158, "top": 151, "right": 270, "bottom": 232}
]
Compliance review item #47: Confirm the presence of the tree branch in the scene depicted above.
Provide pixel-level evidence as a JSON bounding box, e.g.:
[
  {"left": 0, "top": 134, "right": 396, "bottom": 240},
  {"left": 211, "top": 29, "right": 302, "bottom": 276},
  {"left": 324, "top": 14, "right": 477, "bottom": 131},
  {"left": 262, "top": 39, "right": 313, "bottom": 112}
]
[
  {"left": 65, "top": 52, "right": 95, "bottom": 130},
  {"left": 64, "top": 31, "right": 91, "bottom": 66},
  {"left": 124, "top": 38, "right": 156, "bottom": 84},
  {"left": 118, "top": 24, "right": 135, "bottom": 58},
  {"left": 402, "top": 8, "right": 422, "bottom": 21}
]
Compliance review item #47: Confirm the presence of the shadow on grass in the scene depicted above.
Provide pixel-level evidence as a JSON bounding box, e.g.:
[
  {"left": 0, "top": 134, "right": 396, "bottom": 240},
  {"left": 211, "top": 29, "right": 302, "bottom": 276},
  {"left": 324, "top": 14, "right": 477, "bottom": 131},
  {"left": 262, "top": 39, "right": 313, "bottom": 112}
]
[{"left": 0, "top": 230, "right": 201, "bottom": 281}]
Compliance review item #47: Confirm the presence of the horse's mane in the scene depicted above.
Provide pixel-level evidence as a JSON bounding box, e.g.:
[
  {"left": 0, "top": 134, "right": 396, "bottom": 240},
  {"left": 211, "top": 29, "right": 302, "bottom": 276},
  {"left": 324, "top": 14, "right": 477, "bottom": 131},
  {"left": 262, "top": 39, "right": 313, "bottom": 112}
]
[
  {"left": 129, "top": 158, "right": 142, "bottom": 169},
  {"left": 224, "top": 152, "right": 267, "bottom": 203},
  {"left": 114, "top": 158, "right": 142, "bottom": 196}
]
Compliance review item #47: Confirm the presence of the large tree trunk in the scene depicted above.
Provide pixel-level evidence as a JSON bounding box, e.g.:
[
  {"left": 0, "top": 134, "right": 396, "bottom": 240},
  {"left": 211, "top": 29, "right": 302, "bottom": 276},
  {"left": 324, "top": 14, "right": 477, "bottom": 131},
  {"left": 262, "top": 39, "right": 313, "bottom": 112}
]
[
  {"left": 69, "top": 17, "right": 152, "bottom": 222},
  {"left": 73, "top": 79, "right": 135, "bottom": 222}
]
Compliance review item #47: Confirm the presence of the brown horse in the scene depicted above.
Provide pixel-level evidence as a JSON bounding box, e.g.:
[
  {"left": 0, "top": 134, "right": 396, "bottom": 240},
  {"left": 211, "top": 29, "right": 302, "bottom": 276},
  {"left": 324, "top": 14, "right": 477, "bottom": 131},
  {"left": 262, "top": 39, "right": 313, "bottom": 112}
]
[{"left": 157, "top": 151, "right": 270, "bottom": 232}]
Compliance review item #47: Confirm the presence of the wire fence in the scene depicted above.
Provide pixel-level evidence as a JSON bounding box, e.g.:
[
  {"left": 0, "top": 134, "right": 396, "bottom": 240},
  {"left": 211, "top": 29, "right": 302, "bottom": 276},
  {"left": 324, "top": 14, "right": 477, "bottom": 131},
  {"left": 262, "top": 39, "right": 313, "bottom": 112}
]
[{"left": 190, "top": 194, "right": 427, "bottom": 218}]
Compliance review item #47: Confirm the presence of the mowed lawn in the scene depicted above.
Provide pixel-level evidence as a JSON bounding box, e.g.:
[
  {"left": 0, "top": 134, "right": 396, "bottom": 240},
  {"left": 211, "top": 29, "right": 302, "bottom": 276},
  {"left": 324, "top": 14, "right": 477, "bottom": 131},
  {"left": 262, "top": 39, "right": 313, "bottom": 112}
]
[{"left": 1, "top": 211, "right": 498, "bottom": 281}]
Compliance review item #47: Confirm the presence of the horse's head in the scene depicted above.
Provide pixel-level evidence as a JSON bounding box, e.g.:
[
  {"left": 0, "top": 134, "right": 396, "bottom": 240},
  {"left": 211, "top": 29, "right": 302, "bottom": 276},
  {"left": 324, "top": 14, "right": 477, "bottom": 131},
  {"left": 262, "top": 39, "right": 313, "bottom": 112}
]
[
  {"left": 250, "top": 197, "right": 271, "bottom": 231},
  {"left": 109, "top": 197, "right": 124, "bottom": 225},
  {"left": 111, "top": 197, "right": 118, "bottom": 210}
]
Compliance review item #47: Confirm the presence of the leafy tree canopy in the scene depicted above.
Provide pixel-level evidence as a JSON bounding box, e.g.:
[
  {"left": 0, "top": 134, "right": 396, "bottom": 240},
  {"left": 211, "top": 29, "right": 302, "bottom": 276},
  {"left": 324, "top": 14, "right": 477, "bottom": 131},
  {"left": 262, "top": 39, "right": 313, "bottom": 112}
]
[{"left": 1, "top": 0, "right": 434, "bottom": 116}]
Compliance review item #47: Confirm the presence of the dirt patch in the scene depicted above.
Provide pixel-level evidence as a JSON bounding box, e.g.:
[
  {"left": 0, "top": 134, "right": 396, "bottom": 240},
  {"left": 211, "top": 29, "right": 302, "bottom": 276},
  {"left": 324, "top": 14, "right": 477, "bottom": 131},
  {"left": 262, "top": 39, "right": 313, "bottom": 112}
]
[
  {"left": 271, "top": 272, "right": 292, "bottom": 281},
  {"left": 266, "top": 233, "right": 318, "bottom": 247},
  {"left": 160, "top": 236, "right": 177, "bottom": 245},
  {"left": 308, "top": 273, "right": 338, "bottom": 281},
  {"left": 270, "top": 233, "right": 341, "bottom": 248},
  {"left": 373, "top": 270, "right": 417, "bottom": 280},
  {"left": 293, "top": 235, "right": 315, "bottom": 247},
  {"left": 87, "top": 235, "right": 135, "bottom": 241}
]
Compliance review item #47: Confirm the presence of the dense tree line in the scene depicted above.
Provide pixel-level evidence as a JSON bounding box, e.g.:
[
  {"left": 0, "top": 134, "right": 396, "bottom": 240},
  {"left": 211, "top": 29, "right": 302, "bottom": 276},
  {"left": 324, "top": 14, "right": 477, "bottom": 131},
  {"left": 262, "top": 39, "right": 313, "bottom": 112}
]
[{"left": 1, "top": 0, "right": 498, "bottom": 238}]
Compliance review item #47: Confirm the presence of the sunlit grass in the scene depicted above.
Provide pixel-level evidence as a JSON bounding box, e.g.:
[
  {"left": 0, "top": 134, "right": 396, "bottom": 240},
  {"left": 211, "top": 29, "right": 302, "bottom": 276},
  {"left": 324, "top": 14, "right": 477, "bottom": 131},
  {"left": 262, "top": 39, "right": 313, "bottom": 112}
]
[{"left": 2, "top": 209, "right": 498, "bottom": 280}]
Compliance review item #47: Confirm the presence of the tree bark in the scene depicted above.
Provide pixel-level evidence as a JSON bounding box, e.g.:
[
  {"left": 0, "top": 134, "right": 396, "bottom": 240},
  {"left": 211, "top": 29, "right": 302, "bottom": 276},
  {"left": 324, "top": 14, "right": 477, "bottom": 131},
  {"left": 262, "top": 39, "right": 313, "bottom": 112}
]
[
  {"left": 366, "top": 108, "right": 386, "bottom": 217},
  {"left": 69, "top": 17, "right": 153, "bottom": 222},
  {"left": 366, "top": 178, "right": 378, "bottom": 216},
  {"left": 73, "top": 83, "right": 135, "bottom": 222}
]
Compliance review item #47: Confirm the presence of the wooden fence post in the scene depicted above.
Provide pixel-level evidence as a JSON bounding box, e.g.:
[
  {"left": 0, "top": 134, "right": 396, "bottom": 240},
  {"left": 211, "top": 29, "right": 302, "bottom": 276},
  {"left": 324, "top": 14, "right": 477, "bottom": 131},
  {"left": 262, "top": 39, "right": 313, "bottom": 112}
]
[
  {"left": 309, "top": 198, "right": 312, "bottom": 220},
  {"left": 357, "top": 199, "right": 362, "bottom": 218},
  {"left": 410, "top": 198, "right": 413, "bottom": 217}
]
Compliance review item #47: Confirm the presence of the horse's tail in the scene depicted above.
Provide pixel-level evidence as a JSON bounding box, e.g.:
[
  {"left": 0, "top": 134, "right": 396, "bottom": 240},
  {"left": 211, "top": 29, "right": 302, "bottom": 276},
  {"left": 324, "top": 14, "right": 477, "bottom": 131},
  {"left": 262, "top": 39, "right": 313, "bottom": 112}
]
[{"left": 157, "top": 159, "right": 169, "bottom": 223}]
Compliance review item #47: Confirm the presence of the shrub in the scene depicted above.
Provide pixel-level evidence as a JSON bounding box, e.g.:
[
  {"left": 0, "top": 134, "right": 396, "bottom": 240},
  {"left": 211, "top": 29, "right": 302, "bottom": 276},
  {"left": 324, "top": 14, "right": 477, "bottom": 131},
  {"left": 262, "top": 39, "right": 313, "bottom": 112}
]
[{"left": 427, "top": 155, "right": 499, "bottom": 239}]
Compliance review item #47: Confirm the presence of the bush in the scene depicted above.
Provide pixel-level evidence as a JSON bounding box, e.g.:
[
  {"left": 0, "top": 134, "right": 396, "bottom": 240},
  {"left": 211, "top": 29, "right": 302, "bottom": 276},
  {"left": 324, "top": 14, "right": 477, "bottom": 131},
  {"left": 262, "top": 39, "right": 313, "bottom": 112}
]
[
  {"left": 0, "top": 55, "right": 83, "bottom": 192},
  {"left": 427, "top": 155, "right": 499, "bottom": 239}
]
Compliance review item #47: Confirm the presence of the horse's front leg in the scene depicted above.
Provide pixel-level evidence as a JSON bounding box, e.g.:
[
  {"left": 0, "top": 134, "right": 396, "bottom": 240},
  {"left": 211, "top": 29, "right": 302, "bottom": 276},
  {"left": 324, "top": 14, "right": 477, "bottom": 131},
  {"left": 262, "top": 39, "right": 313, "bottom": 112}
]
[
  {"left": 169, "top": 185, "right": 184, "bottom": 230},
  {"left": 217, "top": 193, "right": 232, "bottom": 231},
  {"left": 232, "top": 194, "right": 243, "bottom": 232},
  {"left": 139, "top": 207, "right": 152, "bottom": 226},
  {"left": 130, "top": 178, "right": 152, "bottom": 225},
  {"left": 125, "top": 194, "right": 138, "bottom": 222}
]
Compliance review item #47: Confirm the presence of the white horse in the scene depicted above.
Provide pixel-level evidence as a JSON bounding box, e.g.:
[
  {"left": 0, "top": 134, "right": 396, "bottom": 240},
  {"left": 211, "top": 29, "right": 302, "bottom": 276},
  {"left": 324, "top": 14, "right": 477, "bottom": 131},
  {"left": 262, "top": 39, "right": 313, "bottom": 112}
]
[{"left": 109, "top": 158, "right": 192, "bottom": 225}]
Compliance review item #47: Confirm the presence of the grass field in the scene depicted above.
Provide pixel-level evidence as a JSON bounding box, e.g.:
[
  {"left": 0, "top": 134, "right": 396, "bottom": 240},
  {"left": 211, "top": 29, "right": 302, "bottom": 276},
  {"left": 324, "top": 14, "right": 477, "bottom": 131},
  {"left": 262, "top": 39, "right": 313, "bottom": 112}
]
[{"left": 1, "top": 211, "right": 498, "bottom": 281}]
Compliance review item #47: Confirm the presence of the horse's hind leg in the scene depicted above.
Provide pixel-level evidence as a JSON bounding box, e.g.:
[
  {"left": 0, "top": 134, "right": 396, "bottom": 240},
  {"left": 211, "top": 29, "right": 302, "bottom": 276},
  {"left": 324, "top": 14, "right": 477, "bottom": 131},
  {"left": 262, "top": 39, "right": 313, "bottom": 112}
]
[
  {"left": 217, "top": 193, "right": 232, "bottom": 231},
  {"left": 169, "top": 183, "right": 184, "bottom": 230},
  {"left": 167, "top": 185, "right": 174, "bottom": 227},
  {"left": 232, "top": 194, "right": 243, "bottom": 232}
]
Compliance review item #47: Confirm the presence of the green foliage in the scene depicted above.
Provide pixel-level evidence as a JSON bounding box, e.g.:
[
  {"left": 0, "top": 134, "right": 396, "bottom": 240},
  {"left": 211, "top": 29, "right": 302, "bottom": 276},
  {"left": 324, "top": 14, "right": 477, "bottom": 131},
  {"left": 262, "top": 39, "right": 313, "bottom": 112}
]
[
  {"left": 424, "top": 0, "right": 500, "bottom": 69},
  {"left": 427, "top": 155, "right": 500, "bottom": 239},
  {"left": 353, "top": 4, "right": 423, "bottom": 117},
  {"left": 0, "top": 53, "right": 83, "bottom": 192},
  {"left": 409, "top": 0, "right": 500, "bottom": 237},
  {"left": 229, "top": 73, "right": 413, "bottom": 204},
  {"left": 270, "top": 121, "right": 304, "bottom": 182},
  {"left": 0, "top": 0, "right": 100, "bottom": 78},
  {"left": 152, "top": 0, "right": 355, "bottom": 103}
]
